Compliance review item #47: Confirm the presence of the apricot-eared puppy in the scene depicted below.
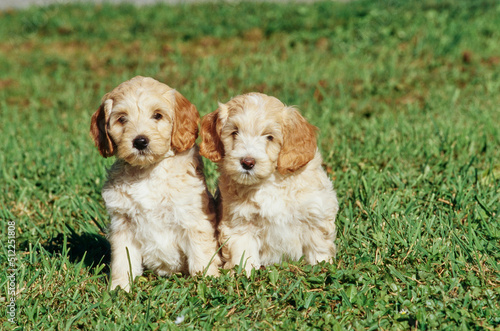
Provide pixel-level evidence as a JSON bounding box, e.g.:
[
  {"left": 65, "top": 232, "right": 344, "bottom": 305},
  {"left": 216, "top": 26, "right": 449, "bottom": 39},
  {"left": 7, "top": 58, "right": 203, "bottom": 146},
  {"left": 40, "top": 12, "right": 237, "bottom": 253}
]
[
  {"left": 90, "top": 76, "right": 220, "bottom": 291},
  {"left": 200, "top": 93, "right": 338, "bottom": 275}
]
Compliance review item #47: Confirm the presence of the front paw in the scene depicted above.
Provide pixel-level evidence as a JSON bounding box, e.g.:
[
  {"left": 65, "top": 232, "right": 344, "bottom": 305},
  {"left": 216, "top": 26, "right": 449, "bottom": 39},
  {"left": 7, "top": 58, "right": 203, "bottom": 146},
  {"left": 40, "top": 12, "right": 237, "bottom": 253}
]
[
  {"left": 244, "top": 264, "right": 257, "bottom": 277},
  {"left": 223, "top": 261, "right": 258, "bottom": 277},
  {"left": 204, "top": 265, "right": 220, "bottom": 277},
  {"left": 110, "top": 277, "right": 131, "bottom": 292}
]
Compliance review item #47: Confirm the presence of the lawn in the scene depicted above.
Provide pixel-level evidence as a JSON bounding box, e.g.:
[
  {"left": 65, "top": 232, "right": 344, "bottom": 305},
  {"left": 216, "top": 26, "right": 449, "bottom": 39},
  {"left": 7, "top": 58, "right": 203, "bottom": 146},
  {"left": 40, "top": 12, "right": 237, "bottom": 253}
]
[{"left": 0, "top": 0, "right": 499, "bottom": 329}]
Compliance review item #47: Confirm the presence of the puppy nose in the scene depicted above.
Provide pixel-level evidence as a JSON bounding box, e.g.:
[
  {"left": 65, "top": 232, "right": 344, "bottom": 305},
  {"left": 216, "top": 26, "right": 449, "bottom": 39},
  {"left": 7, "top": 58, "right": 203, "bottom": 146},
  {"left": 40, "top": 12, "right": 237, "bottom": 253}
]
[
  {"left": 240, "top": 157, "right": 256, "bottom": 170},
  {"left": 133, "top": 135, "right": 149, "bottom": 150}
]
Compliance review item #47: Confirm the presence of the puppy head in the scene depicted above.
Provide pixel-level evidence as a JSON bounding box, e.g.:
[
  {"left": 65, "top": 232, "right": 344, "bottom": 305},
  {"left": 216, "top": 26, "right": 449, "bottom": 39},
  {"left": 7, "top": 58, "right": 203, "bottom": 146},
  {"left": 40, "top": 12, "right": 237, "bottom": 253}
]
[
  {"left": 200, "top": 93, "right": 317, "bottom": 185},
  {"left": 90, "top": 76, "right": 199, "bottom": 167}
]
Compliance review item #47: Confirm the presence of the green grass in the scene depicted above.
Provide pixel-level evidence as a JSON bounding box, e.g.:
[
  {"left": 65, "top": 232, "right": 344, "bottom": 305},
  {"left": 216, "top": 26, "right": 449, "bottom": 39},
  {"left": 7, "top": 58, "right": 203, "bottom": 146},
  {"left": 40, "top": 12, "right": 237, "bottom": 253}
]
[{"left": 1, "top": 0, "right": 499, "bottom": 329}]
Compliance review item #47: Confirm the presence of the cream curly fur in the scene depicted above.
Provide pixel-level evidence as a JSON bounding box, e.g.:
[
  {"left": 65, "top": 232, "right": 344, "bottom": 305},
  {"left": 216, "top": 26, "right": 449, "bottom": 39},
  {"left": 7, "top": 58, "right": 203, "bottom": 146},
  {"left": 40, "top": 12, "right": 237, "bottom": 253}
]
[
  {"left": 90, "top": 76, "right": 220, "bottom": 291},
  {"left": 200, "top": 93, "right": 338, "bottom": 275}
]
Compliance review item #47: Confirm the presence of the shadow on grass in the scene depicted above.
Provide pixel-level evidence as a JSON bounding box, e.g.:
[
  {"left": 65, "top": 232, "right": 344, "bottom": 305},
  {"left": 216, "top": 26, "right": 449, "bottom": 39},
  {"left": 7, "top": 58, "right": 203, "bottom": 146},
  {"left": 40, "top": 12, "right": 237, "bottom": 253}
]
[{"left": 42, "top": 226, "right": 111, "bottom": 274}]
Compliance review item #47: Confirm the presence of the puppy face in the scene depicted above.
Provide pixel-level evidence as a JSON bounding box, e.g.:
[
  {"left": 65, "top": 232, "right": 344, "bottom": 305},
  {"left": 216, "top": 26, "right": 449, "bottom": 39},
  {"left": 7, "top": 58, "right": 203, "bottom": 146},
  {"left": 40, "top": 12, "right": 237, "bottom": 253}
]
[
  {"left": 90, "top": 76, "right": 199, "bottom": 166},
  {"left": 200, "top": 93, "right": 317, "bottom": 185}
]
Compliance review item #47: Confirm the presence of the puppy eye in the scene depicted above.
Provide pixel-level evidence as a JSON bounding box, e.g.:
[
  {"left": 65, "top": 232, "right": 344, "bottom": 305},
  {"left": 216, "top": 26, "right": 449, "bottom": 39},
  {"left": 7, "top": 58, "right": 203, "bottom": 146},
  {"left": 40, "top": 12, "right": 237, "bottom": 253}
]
[
  {"left": 117, "top": 116, "right": 127, "bottom": 124},
  {"left": 152, "top": 112, "right": 163, "bottom": 120},
  {"left": 267, "top": 135, "right": 274, "bottom": 141},
  {"left": 231, "top": 130, "right": 238, "bottom": 137}
]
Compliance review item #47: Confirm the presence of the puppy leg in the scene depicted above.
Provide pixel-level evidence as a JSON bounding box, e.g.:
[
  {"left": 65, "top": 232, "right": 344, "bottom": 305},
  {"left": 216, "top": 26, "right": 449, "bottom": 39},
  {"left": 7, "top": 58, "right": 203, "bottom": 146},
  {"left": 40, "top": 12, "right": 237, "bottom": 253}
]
[
  {"left": 223, "top": 234, "right": 261, "bottom": 276},
  {"left": 109, "top": 225, "right": 142, "bottom": 292},
  {"left": 304, "top": 249, "right": 334, "bottom": 265},
  {"left": 184, "top": 226, "right": 221, "bottom": 277},
  {"left": 302, "top": 227, "right": 336, "bottom": 265}
]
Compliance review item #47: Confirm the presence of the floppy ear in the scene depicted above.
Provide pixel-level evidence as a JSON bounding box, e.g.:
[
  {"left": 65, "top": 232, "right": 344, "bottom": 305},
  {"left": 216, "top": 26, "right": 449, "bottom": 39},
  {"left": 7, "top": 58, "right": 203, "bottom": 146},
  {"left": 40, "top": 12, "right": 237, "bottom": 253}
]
[
  {"left": 199, "top": 109, "right": 225, "bottom": 162},
  {"left": 90, "top": 99, "right": 115, "bottom": 157},
  {"left": 171, "top": 91, "right": 200, "bottom": 153},
  {"left": 277, "top": 108, "right": 318, "bottom": 174}
]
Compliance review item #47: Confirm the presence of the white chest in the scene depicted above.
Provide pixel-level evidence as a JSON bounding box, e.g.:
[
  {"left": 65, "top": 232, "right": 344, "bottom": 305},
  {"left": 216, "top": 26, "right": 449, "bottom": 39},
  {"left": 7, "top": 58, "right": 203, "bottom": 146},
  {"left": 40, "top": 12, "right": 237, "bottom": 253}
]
[{"left": 102, "top": 166, "right": 203, "bottom": 273}]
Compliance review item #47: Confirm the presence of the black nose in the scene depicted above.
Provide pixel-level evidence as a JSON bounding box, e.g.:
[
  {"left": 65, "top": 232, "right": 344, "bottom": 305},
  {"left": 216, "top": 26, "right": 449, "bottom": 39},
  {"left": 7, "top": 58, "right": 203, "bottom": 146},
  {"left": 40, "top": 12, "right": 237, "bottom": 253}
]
[
  {"left": 133, "top": 136, "right": 149, "bottom": 151},
  {"left": 240, "top": 157, "right": 256, "bottom": 170}
]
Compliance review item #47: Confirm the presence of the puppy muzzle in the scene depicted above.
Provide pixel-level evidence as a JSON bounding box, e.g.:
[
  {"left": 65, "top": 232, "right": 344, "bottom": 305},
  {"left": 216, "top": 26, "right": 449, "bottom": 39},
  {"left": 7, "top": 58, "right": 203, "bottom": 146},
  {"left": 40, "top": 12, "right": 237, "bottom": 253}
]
[
  {"left": 133, "top": 135, "right": 149, "bottom": 151},
  {"left": 240, "top": 157, "right": 256, "bottom": 170}
]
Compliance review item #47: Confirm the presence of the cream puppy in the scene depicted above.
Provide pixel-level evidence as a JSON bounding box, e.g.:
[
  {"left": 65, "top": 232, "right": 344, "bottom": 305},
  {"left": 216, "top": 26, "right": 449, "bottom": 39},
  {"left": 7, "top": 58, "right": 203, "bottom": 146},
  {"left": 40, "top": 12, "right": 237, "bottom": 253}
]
[
  {"left": 200, "top": 93, "right": 338, "bottom": 275},
  {"left": 90, "top": 76, "right": 220, "bottom": 291}
]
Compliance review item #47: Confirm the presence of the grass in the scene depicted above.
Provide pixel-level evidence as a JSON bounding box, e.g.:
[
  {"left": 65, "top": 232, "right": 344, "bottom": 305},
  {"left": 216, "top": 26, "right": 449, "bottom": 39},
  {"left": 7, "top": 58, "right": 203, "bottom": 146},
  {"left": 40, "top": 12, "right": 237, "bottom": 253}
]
[{"left": 0, "top": 0, "right": 499, "bottom": 329}]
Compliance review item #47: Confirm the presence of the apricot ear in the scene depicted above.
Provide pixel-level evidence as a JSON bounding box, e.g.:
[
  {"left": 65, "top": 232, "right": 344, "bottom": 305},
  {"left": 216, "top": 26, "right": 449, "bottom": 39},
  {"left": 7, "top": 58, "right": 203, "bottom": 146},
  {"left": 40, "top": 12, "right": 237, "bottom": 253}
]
[
  {"left": 170, "top": 91, "right": 200, "bottom": 153},
  {"left": 90, "top": 99, "right": 115, "bottom": 157},
  {"left": 277, "top": 108, "right": 317, "bottom": 174},
  {"left": 199, "top": 109, "right": 225, "bottom": 162}
]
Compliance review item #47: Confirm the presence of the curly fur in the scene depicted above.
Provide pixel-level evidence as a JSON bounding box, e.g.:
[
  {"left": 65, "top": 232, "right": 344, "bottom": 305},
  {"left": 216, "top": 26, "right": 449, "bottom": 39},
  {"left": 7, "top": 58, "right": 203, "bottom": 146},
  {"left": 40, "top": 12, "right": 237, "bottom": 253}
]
[
  {"left": 90, "top": 76, "right": 220, "bottom": 291},
  {"left": 200, "top": 93, "right": 338, "bottom": 275}
]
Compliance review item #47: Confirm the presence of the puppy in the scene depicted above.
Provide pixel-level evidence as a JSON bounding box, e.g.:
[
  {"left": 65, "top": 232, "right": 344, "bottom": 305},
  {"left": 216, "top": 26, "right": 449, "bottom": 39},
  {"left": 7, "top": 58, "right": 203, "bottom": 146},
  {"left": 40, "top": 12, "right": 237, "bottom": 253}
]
[
  {"left": 200, "top": 93, "right": 338, "bottom": 275},
  {"left": 90, "top": 76, "right": 220, "bottom": 291}
]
